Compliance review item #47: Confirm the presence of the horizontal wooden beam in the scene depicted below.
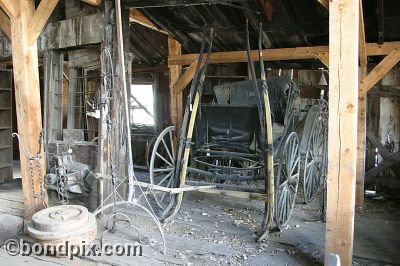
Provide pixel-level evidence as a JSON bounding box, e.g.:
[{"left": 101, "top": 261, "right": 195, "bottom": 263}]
[
  {"left": 360, "top": 48, "right": 400, "bottom": 93},
  {"left": 81, "top": 0, "right": 101, "bottom": 6},
  {"left": 132, "top": 64, "right": 168, "bottom": 73},
  {"left": 0, "top": 0, "right": 16, "bottom": 18},
  {"left": 129, "top": 8, "right": 168, "bottom": 35},
  {"left": 169, "top": 41, "right": 400, "bottom": 65},
  {"left": 0, "top": 7, "right": 10, "bottom": 40},
  {"left": 27, "top": 0, "right": 59, "bottom": 45},
  {"left": 169, "top": 46, "right": 329, "bottom": 65}
]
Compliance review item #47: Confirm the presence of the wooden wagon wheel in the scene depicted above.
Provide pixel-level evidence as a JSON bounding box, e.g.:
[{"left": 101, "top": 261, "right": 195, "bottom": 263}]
[
  {"left": 275, "top": 132, "right": 300, "bottom": 229},
  {"left": 149, "top": 126, "right": 177, "bottom": 212},
  {"left": 145, "top": 136, "right": 157, "bottom": 170},
  {"left": 301, "top": 106, "right": 326, "bottom": 204}
]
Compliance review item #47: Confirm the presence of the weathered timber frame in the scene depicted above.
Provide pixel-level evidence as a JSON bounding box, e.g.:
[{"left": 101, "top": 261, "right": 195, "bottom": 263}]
[{"left": 0, "top": 0, "right": 59, "bottom": 219}]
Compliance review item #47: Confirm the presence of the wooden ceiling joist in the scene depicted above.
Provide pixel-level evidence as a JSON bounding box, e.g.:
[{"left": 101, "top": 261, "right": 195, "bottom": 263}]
[
  {"left": 169, "top": 46, "right": 330, "bottom": 65},
  {"left": 28, "top": 0, "right": 59, "bottom": 45},
  {"left": 0, "top": 0, "right": 15, "bottom": 18},
  {"left": 0, "top": 7, "right": 10, "bottom": 40},
  {"left": 360, "top": 48, "right": 400, "bottom": 93},
  {"left": 168, "top": 42, "right": 400, "bottom": 66}
]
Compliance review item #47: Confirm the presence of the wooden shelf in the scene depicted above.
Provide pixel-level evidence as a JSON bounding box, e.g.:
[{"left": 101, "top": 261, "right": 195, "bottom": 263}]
[
  {"left": 0, "top": 108, "right": 11, "bottom": 110},
  {"left": 0, "top": 127, "right": 11, "bottom": 130}
]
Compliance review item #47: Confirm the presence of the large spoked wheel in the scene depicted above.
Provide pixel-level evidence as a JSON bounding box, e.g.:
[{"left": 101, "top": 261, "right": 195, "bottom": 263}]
[
  {"left": 319, "top": 128, "right": 328, "bottom": 221},
  {"left": 302, "top": 108, "right": 326, "bottom": 204},
  {"left": 275, "top": 132, "right": 300, "bottom": 229},
  {"left": 149, "top": 126, "right": 177, "bottom": 211}
]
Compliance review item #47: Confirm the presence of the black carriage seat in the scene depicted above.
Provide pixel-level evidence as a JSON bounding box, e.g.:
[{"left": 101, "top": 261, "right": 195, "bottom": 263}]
[{"left": 195, "top": 76, "right": 297, "bottom": 151}]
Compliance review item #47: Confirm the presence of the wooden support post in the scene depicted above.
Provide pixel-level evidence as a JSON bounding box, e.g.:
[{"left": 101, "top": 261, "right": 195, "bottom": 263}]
[
  {"left": 168, "top": 36, "right": 182, "bottom": 129},
  {"left": 9, "top": 0, "right": 46, "bottom": 219},
  {"left": 325, "top": 1, "right": 359, "bottom": 265},
  {"left": 356, "top": 0, "right": 367, "bottom": 207}
]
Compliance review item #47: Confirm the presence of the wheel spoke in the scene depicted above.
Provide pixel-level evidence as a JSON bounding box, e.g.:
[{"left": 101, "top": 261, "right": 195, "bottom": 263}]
[
  {"left": 156, "top": 152, "right": 173, "bottom": 167},
  {"left": 157, "top": 171, "right": 174, "bottom": 186},
  {"left": 279, "top": 180, "right": 288, "bottom": 189},
  {"left": 153, "top": 167, "right": 174, "bottom": 173},
  {"left": 161, "top": 138, "right": 175, "bottom": 164},
  {"left": 169, "top": 131, "right": 175, "bottom": 160}
]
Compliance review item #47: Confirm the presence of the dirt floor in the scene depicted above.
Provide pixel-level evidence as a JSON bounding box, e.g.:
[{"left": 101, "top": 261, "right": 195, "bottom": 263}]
[{"left": 0, "top": 178, "right": 399, "bottom": 265}]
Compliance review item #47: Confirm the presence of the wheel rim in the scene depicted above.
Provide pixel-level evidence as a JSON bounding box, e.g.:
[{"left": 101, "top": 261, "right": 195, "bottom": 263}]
[
  {"left": 275, "top": 132, "right": 300, "bottom": 229},
  {"left": 149, "top": 126, "right": 177, "bottom": 211},
  {"left": 303, "top": 115, "right": 325, "bottom": 203}
]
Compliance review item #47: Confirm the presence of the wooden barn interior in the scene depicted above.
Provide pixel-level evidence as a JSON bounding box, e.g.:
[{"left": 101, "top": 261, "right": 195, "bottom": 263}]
[{"left": 0, "top": 0, "right": 399, "bottom": 265}]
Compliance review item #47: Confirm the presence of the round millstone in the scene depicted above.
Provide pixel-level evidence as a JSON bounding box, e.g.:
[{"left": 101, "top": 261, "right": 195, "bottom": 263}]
[
  {"left": 28, "top": 205, "right": 97, "bottom": 244},
  {"left": 32, "top": 205, "right": 88, "bottom": 232}
]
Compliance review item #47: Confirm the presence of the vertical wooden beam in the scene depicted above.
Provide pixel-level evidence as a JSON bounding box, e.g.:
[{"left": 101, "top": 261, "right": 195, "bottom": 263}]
[
  {"left": 325, "top": 1, "right": 359, "bottom": 265},
  {"left": 10, "top": 0, "right": 47, "bottom": 219},
  {"left": 168, "top": 36, "right": 182, "bottom": 128},
  {"left": 356, "top": 0, "right": 367, "bottom": 207}
]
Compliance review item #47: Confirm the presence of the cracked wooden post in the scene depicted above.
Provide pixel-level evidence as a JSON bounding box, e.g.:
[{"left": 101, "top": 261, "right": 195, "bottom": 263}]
[
  {"left": 7, "top": 0, "right": 59, "bottom": 219},
  {"left": 325, "top": 0, "right": 359, "bottom": 265},
  {"left": 168, "top": 36, "right": 183, "bottom": 129}
]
